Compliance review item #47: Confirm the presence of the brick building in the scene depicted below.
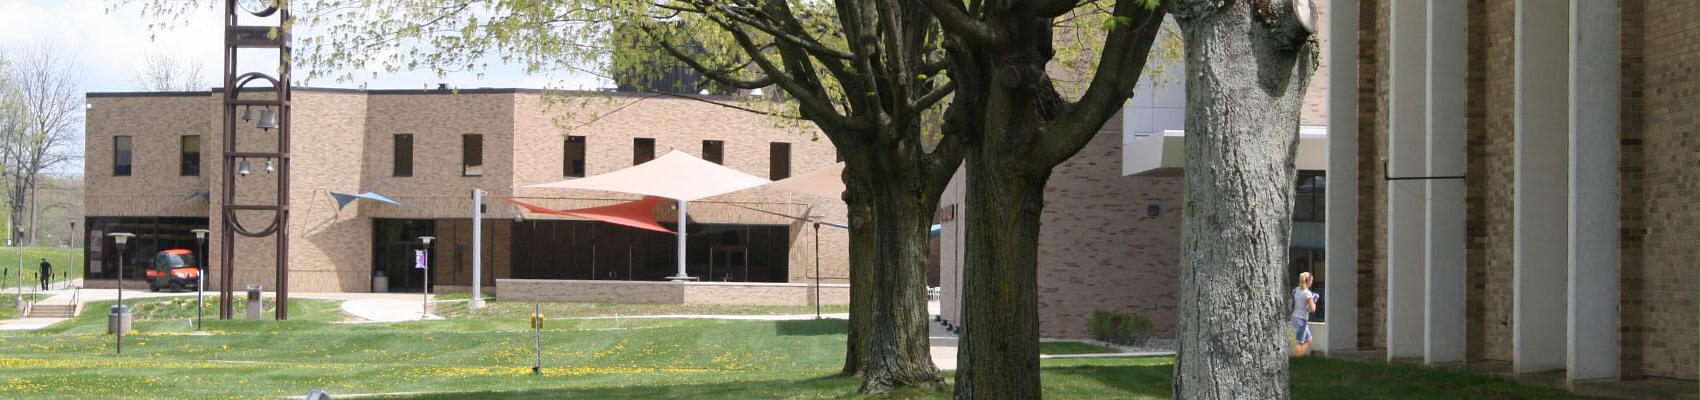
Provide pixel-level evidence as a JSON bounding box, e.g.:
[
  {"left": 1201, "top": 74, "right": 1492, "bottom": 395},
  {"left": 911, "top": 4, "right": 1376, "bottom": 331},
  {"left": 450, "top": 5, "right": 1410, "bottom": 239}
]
[
  {"left": 83, "top": 88, "right": 849, "bottom": 304},
  {"left": 1323, "top": 0, "right": 1697, "bottom": 384}
]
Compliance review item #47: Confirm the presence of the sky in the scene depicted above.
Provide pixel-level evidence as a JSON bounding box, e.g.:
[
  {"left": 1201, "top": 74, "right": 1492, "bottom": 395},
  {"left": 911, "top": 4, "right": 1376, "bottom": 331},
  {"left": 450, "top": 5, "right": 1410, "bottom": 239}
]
[
  {"left": 0, "top": 0, "right": 609, "bottom": 93},
  {"left": 0, "top": 0, "right": 611, "bottom": 176}
]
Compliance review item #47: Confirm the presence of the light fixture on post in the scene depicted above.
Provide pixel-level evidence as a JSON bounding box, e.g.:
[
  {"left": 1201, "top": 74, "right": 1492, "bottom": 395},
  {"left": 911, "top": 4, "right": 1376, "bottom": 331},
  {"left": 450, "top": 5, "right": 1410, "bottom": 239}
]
[
  {"left": 190, "top": 228, "right": 210, "bottom": 332},
  {"left": 107, "top": 232, "right": 136, "bottom": 355},
  {"left": 417, "top": 236, "right": 435, "bottom": 319},
  {"left": 256, "top": 106, "right": 277, "bottom": 131},
  {"left": 237, "top": 158, "right": 253, "bottom": 176}
]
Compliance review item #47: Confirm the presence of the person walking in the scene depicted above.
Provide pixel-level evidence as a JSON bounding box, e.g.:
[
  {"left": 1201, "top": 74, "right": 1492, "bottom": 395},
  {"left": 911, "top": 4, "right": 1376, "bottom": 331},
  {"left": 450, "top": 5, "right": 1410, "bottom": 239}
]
[
  {"left": 37, "top": 258, "right": 51, "bottom": 290},
  {"left": 1292, "top": 272, "right": 1317, "bottom": 357}
]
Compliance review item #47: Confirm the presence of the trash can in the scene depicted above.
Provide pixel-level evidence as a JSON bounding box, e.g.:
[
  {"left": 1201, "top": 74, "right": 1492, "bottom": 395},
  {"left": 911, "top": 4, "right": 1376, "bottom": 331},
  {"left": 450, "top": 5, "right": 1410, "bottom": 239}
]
[
  {"left": 372, "top": 271, "right": 388, "bottom": 293},
  {"left": 108, "top": 304, "right": 132, "bottom": 334},
  {"left": 246, "top": 284, "right": 263, "bottom": 321}
]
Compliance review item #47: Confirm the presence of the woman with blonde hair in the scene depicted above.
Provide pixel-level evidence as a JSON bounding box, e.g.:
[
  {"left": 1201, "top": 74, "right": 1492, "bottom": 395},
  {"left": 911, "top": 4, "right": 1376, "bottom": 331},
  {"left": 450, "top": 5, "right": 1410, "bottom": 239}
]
[{"left": 1291, "top": 272, "right": 1318, "bottom": 356}]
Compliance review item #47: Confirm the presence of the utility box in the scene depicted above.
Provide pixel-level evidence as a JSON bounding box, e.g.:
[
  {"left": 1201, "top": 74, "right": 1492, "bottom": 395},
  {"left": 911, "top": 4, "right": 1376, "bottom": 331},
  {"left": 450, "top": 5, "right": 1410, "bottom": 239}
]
[
  {"left": 372, "top": 272, "right": 388, "bottom": 293},
  {"left": 107, "top": 304, "right": 132, "bottom": 334},
  {"left": 246, "top": 284, "right": 263, "bottom": 320}
]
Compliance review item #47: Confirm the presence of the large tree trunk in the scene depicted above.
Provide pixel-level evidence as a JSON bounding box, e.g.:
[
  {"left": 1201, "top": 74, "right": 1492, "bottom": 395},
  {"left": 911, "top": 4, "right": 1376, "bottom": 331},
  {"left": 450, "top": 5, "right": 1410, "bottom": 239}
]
[
  {"left": 841, "top": 170, "right": 875, "bottom": 376},
  {"left": 953, "top": 159, "right": 1048, "bottom": 399},
  {"left": 859, "top": 171, "right": 945, "bottom": 392},
  {"left": 1170, "top": 1, "right": 1317, "bottom": 399}
]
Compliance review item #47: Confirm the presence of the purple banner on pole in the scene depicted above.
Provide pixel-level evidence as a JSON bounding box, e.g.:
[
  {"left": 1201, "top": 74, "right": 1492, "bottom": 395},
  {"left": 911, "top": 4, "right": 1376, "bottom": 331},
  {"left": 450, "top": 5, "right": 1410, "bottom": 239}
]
[{"left": 415, "top": 250, "right": 426, "bottom": 269}]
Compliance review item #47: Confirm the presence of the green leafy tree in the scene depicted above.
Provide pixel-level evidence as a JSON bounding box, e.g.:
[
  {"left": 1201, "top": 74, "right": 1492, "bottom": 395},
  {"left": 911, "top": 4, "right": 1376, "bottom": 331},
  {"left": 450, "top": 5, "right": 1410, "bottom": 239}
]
[{"left": 129, "top": 0, "right": 1181, "bottom": 396}]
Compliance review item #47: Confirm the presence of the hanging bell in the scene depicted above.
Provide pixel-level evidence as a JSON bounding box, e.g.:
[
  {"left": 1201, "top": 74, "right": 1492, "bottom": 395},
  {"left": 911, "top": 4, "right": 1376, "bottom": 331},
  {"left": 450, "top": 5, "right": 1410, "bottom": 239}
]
[
  {"left": 513, "top": 210, "right": 525, "bottom": 223},
  {"left": 263, "top": 158, "right": 275, "bottom": 174},
  {"left": 241, "top": 105, "right": 253, "bottom": 122},
  {"left": 237, "top": 158, "right": 253, "bottom": 176},
  {"left": 256, "top": 106, "right": 278, "bottom": 131}
]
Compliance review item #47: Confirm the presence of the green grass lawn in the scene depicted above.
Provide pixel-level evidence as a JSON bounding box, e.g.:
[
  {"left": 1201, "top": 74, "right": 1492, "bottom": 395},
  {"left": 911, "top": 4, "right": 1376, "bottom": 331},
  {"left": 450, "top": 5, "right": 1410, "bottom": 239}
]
[
  {"left": 1039, "top": 341, "right": 1121, "bottom": 355},
  {"left": 0, "top": 297, "right": 1592, "bottom": 399},
  {"left": 0, "top": 247, "right": 82, "bottom": 288}
]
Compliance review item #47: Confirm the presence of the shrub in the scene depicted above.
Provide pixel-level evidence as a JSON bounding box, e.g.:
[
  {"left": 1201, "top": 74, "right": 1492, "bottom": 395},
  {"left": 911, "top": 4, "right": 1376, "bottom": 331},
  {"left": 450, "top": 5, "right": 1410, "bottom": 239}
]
[{"left": 1087, "top": 310, "right": 1152, "bottom": 346}]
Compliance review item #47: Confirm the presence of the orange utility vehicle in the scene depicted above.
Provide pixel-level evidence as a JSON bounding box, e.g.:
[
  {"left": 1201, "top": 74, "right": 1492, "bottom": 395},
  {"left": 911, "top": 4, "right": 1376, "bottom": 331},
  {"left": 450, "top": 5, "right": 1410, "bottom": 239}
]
[{"left": 145, "top": 249, "right": 201, "bottom": 292}]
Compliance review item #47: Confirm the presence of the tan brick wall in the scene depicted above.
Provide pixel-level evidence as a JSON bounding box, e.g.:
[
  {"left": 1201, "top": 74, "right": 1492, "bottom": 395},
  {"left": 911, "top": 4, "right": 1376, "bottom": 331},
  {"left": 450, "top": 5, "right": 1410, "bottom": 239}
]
[
  {"left": 84, "top": 94, "right": 213, "bottom": 217},
  {"left": 1356, "top": 0, "right": 1699, "bottom": 380},
  {"left": 1033, "top": 133, "right": 1183, "bottom": 339},
  {"left": 1462, "top": 0, "right": 1517, "bottom": 364},
  {"left": 1624, "top": 0, "right": 1699, "bottom": 380},
  {"left": 1355, "top": 0, "right": 1389, "bottom": 351},
  {"left": 86, "top": 89, "right": 848, "bottom": 293},
  {"left": 495, "top": 279, "right": 848, "bottom": 306}
]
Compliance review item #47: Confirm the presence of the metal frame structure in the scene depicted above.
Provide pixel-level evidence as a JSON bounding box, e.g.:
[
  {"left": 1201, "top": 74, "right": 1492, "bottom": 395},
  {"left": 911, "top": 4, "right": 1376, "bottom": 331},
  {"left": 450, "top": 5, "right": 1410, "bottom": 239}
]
[{"left": 219, "top": 0, "right": 291, "bottom": 320}]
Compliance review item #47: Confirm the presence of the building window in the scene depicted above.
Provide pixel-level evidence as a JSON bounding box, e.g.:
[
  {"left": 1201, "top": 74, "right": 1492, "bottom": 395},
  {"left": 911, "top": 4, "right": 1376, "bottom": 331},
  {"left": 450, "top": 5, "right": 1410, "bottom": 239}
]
[
  {"left": 113, "top": 136, "right": 133, "bottom": 176},
  {"left": 462, "top": 134, "right": 484, "bottom": 176},
  {"left": 702, "top": 140, "right": 724, "bottom": 164},
  {"left": 769, "top": 142, "right": 791, "bottom": 180},
  {"left": 564, "top": 136, "right": 586, "bottom": 177},
  {"left": 393, "top": 134, "right": 414, "bottom": 177},
  {"left": 1293, "top": 171, "right": 1325, "bottom": 222},
  {"left": 633, "top": 138, "right": 655, "bottom": 165},
  {"left": 180, "top": 135, "right": 201, "bottom": 176}
]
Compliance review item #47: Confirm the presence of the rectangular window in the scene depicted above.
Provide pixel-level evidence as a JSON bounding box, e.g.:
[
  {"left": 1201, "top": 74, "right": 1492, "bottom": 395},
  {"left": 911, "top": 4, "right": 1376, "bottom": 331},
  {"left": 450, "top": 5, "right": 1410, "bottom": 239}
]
[
  {"left": 114, "top": 136, "right": 133, "bottom": 176},
  {"left": 180, "top": 135, "right": 201, "bottom": 176},
  {"left": 393, "top": 134, "right": 414, "bottom": 177},
  {"left": 462, "top": 134, "right": 484, "bottom": 176},
  {"left": 702, "top": 140, "right": 724, "bottom": 165},
  {"left": 769, "top": 142, "right": 791, "bottom": 180},
  {"left": 633, "top": 138, "right": 655, "bottom": 165},
  {"left": 564, "top": 136, "right": 586, "bottom": 177}
]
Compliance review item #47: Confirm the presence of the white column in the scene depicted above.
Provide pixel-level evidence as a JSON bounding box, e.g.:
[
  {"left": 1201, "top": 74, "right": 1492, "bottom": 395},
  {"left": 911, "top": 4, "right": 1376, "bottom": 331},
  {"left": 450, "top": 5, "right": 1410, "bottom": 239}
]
[
  {"left": 1567, "top": 0, "right": 1619, "bottom": 381},
  {"left": 675, "top": 200, "right": 689, "bottom": 280},
  {"left": 1424, "top": 0, "right": 1467, "bottom": 365},
  {"left": 1386, "top": 0, "right": 1428, "bottom": 361},
  {"left": 1514, "top": 0, "right": 1570, "bottom": 375},
  {"left": 470, "top": 189, "right": 484, "bottom": 308},
  {"left": 1323, "top": 0, "right": 1359, "bottom": 354}
]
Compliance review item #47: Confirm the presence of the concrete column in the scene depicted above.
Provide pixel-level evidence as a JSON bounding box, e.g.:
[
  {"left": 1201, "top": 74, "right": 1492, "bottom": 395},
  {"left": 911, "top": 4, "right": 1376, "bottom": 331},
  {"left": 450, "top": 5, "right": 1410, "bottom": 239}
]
[
  {"left": 1566, "top": 0, "right": 1619, "bottom": 381},
  {"left": 1323, "top": 0, "right": 1359, "bottom": 354},
  {"left": 1513, "top": 0, "right": 1570, "bottom": 375},
  {"left": 1423, "top": 0, "right": 1467, "bottom": 365},
  {"left": 1386, "top": 0, "right": 1428, "bottom": 361}
]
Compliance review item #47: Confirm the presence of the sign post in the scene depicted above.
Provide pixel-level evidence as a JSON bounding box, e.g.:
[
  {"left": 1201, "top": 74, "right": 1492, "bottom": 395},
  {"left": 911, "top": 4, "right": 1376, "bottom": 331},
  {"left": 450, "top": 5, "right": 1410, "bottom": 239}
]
[
  {"left": 531, "top": 304, "right": 543, "bottom": 375},
  {"left": 416, "top": 236, "right": 434, "bottom": 319}
]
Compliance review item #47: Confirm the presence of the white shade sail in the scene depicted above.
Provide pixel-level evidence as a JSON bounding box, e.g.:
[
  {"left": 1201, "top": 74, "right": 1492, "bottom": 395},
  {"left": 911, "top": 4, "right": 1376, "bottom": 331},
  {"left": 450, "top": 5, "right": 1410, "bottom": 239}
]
[
  {"left": 523, "top": 150, "right": 770, "bottom": 201},
  {"left": 762, "top": 162, "right": 845, "bottom": 199}
]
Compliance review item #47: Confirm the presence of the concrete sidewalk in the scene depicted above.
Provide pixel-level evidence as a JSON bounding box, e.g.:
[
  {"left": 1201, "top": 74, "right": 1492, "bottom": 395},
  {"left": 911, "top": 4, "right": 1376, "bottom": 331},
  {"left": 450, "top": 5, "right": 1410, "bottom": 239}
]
[{"left": 0, "top": 292, "right": 78, "bottom": 331}]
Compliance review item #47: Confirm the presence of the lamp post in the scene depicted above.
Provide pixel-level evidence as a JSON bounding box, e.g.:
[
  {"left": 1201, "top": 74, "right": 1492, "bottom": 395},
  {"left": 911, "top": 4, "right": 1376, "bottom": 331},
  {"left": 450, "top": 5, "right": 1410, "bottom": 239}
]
[
  {"left": 191, "top": 229, "right": 210, "bottom": 331},
  {"left": 108, "top": 232, "right": 135, "bottom": 355},
  {"left": 417, "top": 236, "right": 434, "bottom": 319}
]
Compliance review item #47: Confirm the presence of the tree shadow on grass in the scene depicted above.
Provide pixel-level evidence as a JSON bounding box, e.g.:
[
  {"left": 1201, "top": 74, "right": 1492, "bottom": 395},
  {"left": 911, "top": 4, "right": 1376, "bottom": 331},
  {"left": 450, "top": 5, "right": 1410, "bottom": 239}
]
[
  {"left": 774, "top": 318, "right": 848, "bottom": 336},
  {"left": 1046, "top": 362, "right": 1173, "bottom": 398},
  {"left": 370, "top": 374, "right": 921, "bottom": 400}
]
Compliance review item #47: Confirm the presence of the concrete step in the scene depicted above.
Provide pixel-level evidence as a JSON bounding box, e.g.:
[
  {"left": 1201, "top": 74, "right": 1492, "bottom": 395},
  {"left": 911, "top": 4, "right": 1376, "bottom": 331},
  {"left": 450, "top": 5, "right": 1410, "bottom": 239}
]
[{"left": 25, "top": 304, "right": 77, "bottom": 318}]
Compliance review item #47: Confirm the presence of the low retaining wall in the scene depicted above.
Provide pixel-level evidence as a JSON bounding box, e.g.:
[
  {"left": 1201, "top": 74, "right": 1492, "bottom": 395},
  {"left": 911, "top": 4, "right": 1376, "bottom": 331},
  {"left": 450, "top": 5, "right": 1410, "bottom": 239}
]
[{"left": 496, "top": 279, "right": 850, "bottom": 306}]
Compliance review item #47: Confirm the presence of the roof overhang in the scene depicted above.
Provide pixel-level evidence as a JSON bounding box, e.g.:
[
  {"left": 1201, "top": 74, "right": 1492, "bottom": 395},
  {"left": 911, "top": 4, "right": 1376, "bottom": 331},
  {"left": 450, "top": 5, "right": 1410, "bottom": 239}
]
[{"left": 1122, "top": 125, "right": 1329, "bottom": 177}]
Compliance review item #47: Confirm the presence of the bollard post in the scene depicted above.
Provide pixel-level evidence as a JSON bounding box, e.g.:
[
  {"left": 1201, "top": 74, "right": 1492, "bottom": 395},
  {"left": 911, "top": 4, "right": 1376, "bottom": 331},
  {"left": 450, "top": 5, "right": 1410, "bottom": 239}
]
[{"left": 531, "top": 303, "right": 542, "bottom": 375}]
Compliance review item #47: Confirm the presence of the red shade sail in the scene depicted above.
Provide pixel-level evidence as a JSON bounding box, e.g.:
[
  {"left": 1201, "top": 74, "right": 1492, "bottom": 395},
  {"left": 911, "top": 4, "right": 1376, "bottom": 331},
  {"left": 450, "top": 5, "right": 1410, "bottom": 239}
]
[{"left": 494, "top": 195, "right": 673, "bottom": 234}]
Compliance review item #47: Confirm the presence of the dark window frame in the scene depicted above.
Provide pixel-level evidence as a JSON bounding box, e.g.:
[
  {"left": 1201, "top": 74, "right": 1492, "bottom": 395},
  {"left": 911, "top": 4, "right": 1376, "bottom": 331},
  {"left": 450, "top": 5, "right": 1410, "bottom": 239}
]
[
  {"left": 633, "top": 137, "right": 656, "bottom": 165},
  {"left": 564, "top": 136, "right": 587, "bottom": 177},
  {"left": 180, "top": 135, "right": 201, "bottom": 176},
  {"left": 393, "top": 134, "right": 414, "bottom": 177},
  {"left": 702, "top": 140, "right": 724, "bottom": 165},
  {"left": 461, "top": 134, "right": 484, "bottom": 177},
  {"left": 769, "top": 142, "right": 791, "bottom": 180},
  {"left": 114, "top": 136, "right": 133, "bottom": 177}
]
